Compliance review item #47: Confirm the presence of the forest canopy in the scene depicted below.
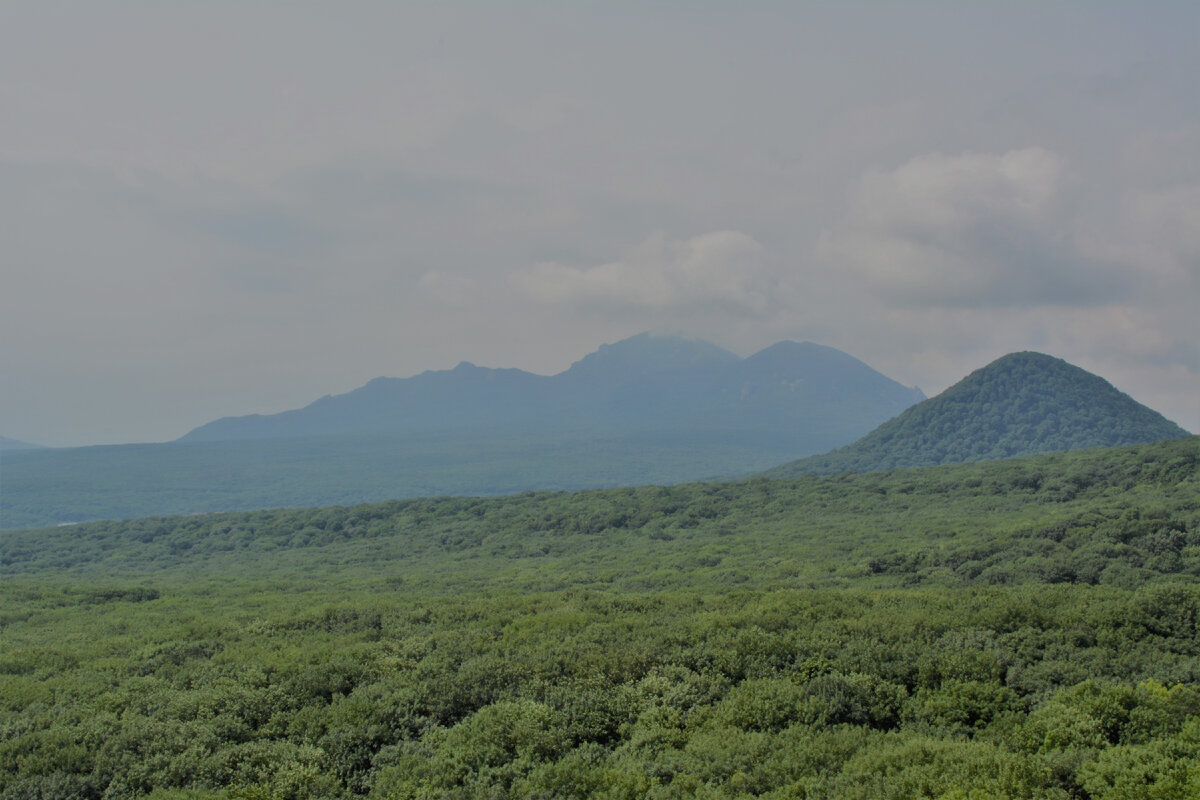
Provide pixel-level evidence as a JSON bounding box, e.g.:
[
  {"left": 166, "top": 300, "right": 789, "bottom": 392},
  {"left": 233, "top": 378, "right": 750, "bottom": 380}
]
[{"left": 2, "top": 438, "right": 1198, "bottom": 799}]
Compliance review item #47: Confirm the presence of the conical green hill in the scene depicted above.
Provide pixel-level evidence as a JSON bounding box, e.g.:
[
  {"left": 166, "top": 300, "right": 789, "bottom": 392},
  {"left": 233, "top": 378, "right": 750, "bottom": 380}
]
[{"left": 767, "top": 352, "right": 1190, "bottom": 476}]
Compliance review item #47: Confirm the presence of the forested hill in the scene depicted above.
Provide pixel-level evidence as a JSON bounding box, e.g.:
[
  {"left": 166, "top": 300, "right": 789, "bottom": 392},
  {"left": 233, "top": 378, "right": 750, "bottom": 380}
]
[
  {"left": 178, "top": 333, "right": 923, "bottom": 454},
  {"left": 767, "top": 351, "right": 1190, "bottom": 478}
]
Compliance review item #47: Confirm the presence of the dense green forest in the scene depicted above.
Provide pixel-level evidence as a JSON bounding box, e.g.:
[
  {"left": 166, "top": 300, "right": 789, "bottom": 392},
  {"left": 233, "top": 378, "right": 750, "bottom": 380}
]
[
  {"left": 2, "top": 438, "right": 1199, "bottom": 798},
  {"left": 770, "top": 352, "right": 1190, "bottom": 478}
]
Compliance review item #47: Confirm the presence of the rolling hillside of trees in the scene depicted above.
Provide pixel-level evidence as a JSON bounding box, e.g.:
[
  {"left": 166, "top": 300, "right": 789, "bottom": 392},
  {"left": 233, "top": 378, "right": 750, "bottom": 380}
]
[
  {"left": 768, "top": 351, "right": 1190, "bottom": 478},
  {"left": 2, "top": 437, "right": 1198, "bottom": 798}
]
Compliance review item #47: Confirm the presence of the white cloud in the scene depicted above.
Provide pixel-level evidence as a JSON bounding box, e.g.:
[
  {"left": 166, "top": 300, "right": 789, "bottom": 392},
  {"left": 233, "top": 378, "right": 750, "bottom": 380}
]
[
  {"left": 861, "top": 148, "right": 1062, "bottom": 231},
  {"left": 510, "top": 230, "right": 770, "bottom": 314},
  {"left": 821, "top": 148, "right": 1129, "bottom": 308}
]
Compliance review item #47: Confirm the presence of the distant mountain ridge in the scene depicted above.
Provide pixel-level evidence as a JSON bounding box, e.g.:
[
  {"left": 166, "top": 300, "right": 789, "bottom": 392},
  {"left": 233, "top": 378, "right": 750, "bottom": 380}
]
[
  {"left": 767, "top": 351, "right": 1190, "bottom": 477},
  {"left": 3, "top": 336, "right": 928, "bottom": 529},
  {"left": 180, "top": 333, "right": 925, "bottom": 455}
]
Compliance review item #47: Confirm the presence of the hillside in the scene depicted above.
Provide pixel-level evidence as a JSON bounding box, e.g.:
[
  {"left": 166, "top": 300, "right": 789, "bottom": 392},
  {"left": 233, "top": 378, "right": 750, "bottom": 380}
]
[
  {"left": 768, "top": 351, "right": 1190, "bottom": 477},
  {"left": 180, "top": 333, "right": 923, "bottom": 452},
  {"left": 2, "top": 439, "right": 1198, "bottom": 799}
]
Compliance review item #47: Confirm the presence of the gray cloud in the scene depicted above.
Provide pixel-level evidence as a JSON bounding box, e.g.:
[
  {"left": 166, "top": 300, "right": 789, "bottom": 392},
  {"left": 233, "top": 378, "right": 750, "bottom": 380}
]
[
  {"left": 176, "top": 207, "right": 329, "bottom": 258},
  {"left": 419, "top": 271, "right": 481, "bottom": 307}
]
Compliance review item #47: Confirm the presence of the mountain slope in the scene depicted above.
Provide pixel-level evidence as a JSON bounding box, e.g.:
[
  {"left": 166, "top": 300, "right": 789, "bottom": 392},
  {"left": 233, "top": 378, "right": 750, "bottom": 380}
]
[
  {"left": 181, "top": 363, "right": 553, "bottom": 441},
  {"left": 179, "top": 334, "right": 923, "bottom": 452},
  {"left": 767, "top": 351, "right": 1190, "bottom": 477},
  {"left": 0, "top": 436, "right": 45, "bottom": 451},
  {"left": 710, "top": 341, "right": 925, "bottom": 438}
]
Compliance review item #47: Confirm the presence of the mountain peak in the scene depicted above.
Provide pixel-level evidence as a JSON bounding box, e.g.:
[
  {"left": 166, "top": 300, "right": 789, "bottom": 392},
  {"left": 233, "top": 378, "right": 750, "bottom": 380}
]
[
  {"left": 748, "top": 340, "right": 826, "bottom": 357},
  {"left": 746, "top": 340, "right": 874, "bottom": 370},
  {"left": 739, "top": 340, "right": 924, "bottom": 404},
  {"left": 562, "top": 333, "right": 740, "bottom": 380}
]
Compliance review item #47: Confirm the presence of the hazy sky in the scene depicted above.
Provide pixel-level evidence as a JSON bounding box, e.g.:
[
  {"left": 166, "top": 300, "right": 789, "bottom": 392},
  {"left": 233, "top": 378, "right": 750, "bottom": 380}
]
[{"left": 3, "top": 2, "right": 1198, "bottom": 446}]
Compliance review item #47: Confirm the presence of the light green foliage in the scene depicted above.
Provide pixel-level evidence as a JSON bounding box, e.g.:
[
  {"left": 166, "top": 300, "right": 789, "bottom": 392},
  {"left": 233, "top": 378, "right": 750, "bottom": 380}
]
[{"left": 1077, "top": 719, "right": 1200, "bottom": 800}]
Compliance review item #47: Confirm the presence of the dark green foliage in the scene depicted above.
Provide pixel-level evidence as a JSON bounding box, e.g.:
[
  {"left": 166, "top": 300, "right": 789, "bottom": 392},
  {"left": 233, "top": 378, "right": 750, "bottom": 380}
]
[
  {"left": 771, "top": 351, "right": 1191, "bottom": 477},
  {"left": 1, "top": 439, "right": 1198, "bottom": 798},
  {"left": 5, "top": 584, "right": 1200, "bottom": 798}
]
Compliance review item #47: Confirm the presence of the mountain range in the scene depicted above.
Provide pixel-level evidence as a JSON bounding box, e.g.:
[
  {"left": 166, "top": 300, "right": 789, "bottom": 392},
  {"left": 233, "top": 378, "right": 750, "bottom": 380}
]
[
  {"left": 3, "top": 337, "right": 1190, "bottom": 530},
  {"left": 1, "top": 335, "right": 926, "bottom": 529},
  {"left": 180, "top": 333, "right": 926, "bottom": 455},
  {"left": 767, "top": 351, "right": 1191, "bottom": 477}
]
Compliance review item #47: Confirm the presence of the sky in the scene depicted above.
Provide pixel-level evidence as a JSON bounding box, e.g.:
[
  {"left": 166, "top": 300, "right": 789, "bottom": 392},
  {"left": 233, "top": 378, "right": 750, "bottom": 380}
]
[{"left": 2, "top": 2, "right": 1198, "bottom": 447}]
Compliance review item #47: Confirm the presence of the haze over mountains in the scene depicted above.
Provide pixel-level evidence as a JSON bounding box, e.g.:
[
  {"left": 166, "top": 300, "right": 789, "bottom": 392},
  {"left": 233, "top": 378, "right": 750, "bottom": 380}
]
[
  {"left": 1, "top": 335, "right": 925, "bottom": 529},
  {"left": 769, "top": 351, "right": 1191, "bottom": 477},
  {"left": 4, "top": 336, "right": 1190, "bottom": 531},
  {"left": 181, "top": 333, "right": 925, "bottom": 455}
]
